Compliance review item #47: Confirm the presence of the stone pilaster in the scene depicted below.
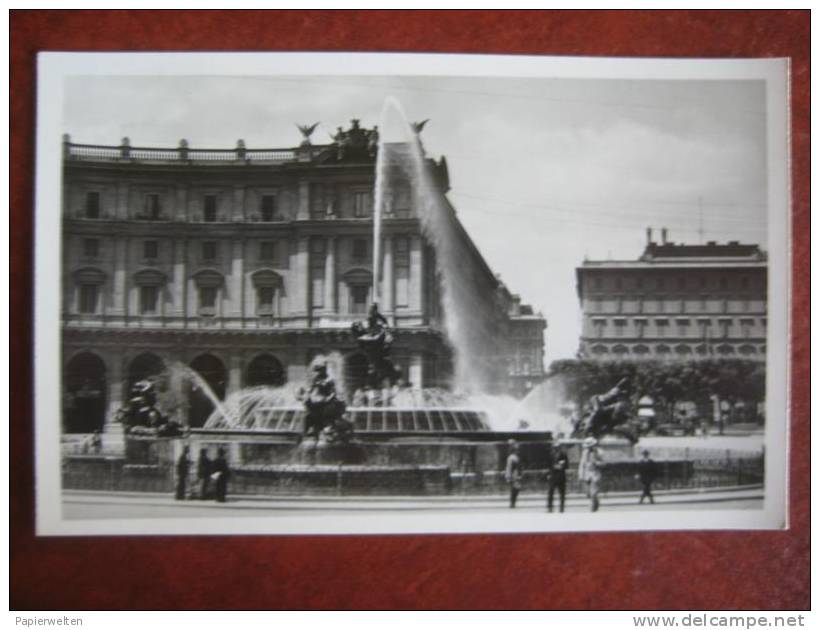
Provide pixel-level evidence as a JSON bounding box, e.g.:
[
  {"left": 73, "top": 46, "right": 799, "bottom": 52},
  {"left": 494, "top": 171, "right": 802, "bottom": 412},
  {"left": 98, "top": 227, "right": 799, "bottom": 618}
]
[
  {"left": 172, "top": 239, "right": 187, "bottom": 318},
  {"left": 408, "top": 353, "right": 424, "bottom": 390},
  {"left": 175, "top": 184, "right": 188, "bottom": 221},
  {"left": 228, "top": 350, "right": 243, "bottom": 396},
  {"left": 297, "top": 180, "right": 311, "bottom": 220},
  {"left": 111, "top": 237, "right": 128, "bottom": 316},
  {"left": 232, "top": 185, "right": 245, "bottom": 222},
  {"left": 323, "top": 236, "right": 336, "bottom": 314},
  {"left": 230, "top": 239, "right": 244, "bottom": 319}
]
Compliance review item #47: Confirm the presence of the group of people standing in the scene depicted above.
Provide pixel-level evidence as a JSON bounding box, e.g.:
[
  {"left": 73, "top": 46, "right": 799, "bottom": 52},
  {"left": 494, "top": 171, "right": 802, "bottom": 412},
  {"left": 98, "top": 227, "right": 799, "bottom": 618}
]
[
  {"left": 175, "top": 445, "right": 230, "bottom": 502},
  {"left": 505, "top": 439, "right": 657, "bottom": 512}
]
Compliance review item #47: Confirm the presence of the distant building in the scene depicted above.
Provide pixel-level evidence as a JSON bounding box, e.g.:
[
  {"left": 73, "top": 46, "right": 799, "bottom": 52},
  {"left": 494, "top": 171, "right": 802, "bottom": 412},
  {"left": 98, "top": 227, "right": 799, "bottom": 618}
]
[
  {"left": 507, "top": 296, "right": 548, "bottom": 397},
  {"left": 61, "top": 122, "right": 546, "bottom": 433},
  {"left": 576, "top": 228, "right": 767, "bottom": 361}
]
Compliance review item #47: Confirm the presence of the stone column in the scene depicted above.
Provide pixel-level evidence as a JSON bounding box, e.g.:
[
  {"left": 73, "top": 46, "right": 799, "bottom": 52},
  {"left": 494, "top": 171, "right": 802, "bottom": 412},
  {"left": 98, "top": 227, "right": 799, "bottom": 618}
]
[
  {"left": 230, "top": 239, "right": 244, "bottom": 322},
  {"left": 172, "top": 239, "right": 187, "bottom": 320},
  {"left": 111, "top": 237, "right": 128, "bottom": 317},
  {"left": 382, "top": 235, "right": 394, "bottom": 321},
  {"left": 297, "top": 180, "right": 311, "bottom": 220},
  {"left": 106, "top": 355, "right": 124, "bottom": 423},
  {"left": 292, "top": 236, "right": 310, "bottom": 320},
  {"left": 410, "top": 236, "right": 423, "bottom": 314},
  {"left": 323, "top": 236, "right": 336, "bottom": 315},
  {"left": 227, "top": 350, "right": 243, "bottom": 396},
  {"left": 409, "top": 353, "right": 424, "bottom": 390}
]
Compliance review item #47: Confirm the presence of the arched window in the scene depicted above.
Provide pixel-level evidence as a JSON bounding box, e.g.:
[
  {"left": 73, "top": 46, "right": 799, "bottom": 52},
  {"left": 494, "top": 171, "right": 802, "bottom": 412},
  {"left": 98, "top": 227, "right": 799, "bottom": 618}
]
[
  {"left": 188, "top": 354, "right": 227, "bottom": 428},
  {"left": 64, "top": 352, "right": 107, "bottom": 433},
  {"left": 245, "top": 353, "right": 286, "bottom": 387}
]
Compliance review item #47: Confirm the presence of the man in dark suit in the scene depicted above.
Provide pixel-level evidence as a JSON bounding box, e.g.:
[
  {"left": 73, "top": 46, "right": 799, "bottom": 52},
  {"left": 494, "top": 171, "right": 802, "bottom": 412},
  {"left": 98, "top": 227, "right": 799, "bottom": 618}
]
[
  {"left": 547, "top": 443, "right": 569, "bottom": 513},
  {"left": 175, "top": 445, "right": 190, "bottom": 501},
  {"left": 212, "top": 447, "right": 231, "bottom": 503},
  {"left": 637, "top": 449, "right": 657, "bottom": 504},
  {"left": 197, "top": 448, "right": 212, "bottom": 500}
]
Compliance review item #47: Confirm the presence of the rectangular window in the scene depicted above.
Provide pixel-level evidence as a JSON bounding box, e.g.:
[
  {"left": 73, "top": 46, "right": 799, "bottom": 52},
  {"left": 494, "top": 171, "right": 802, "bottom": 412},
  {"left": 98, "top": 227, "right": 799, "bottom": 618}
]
[
  {"left": 260, "top": 241, "right": 275, "bottom": 261},
  {"left": 78, "top": 284, "right": 98, "bottom": 314},
  {"left": 593, "top": 319, "right": 606, "bottom": 338},
  {"left": 677, "top": 319, "right": 690, "bottom": 337},
  {"left": 144, "top": 193, "right": 161, "bottom": 220},
  {"left": 143, "top": 240, "right": 158, "bottom": 260},
  {"left": 257, "top": 286, "right": 274, "bottom": 314},
  {"left": 202, "top": 241, "right": 217, "bottom": 261},
  {"left": 719, "top": 319, "right": 731, "bottom": 338},
  {"left": 352, "top": 238, "right": 368, "bottom": 262},
  {"left": 395, "top": 237, "right": 410, "bottom": 307},
  {"left": 85, "top": 191, "right": 100, "bottom": 219},
  {"left": 204, "top": 195, "right": 217, "bottom": 222},
  {"left": 698, "top": 319, "right": 711, "bottom": 337},
  {"left": 395, "top": 187, "right": 411, "bottom": 218},
  {"left": 260, "top": 195, "right": 276, "bottom": 221},
  {"left": 83, "top": 238, "right": 99, "bottom": 258},
  {"left": 740, "top": 318, "right": 754, "bottom": 338},
  {"left": 351, "top": 285, "right": 369, "bottom": 315},
  {"left": 353, "top": 191, "right": 371, "bottom": 218},
  {"left": 140, "top": 285, "right": 159, "bottom": 314},
  {"left": 199, "top": 287, "right": 217, "bottom": 313},
  {"left": 656, "top": 319, "right": 668, "bottom": 338},
  {"left": 635, "top": 320, "right": 646, "bottom": 338},
  {"left": 613, "top": 319, "right": 626, "bottom": 337}
]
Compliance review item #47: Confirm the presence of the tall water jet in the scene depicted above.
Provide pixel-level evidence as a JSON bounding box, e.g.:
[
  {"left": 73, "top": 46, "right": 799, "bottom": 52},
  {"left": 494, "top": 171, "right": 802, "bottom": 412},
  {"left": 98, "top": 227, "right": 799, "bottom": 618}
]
[{"left": 371, "top": 99, "right": 507, "bottom": 394}]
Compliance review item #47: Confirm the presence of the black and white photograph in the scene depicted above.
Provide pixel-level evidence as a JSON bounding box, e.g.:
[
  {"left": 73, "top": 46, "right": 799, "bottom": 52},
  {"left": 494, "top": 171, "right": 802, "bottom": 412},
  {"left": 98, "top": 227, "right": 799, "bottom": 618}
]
[{"left": 34, "top": 53, "right": 789, "bottom": 535}]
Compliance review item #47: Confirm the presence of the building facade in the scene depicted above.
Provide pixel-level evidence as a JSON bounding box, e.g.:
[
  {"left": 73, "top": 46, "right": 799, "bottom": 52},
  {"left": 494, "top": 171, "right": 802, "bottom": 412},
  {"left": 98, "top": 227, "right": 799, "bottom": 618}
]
[
  {"left": 61, "top": 123, "right": 546, "bottom": 433},
  {"left": 576, "top": 229, "right": 767, "bottom": 362}
]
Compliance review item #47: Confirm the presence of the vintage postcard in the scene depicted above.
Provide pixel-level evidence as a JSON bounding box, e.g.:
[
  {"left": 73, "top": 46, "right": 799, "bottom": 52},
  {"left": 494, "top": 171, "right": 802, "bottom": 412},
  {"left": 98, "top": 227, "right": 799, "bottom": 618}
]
[{"left": 34, "top": 52, "right": 789, "bottom": 535}]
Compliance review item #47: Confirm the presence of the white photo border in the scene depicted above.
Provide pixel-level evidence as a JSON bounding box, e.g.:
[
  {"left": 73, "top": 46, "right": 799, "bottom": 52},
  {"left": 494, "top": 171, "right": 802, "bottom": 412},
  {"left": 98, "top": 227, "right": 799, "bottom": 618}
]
[{"left": 35, "top": 52, "right": 790, "bottom": 536}]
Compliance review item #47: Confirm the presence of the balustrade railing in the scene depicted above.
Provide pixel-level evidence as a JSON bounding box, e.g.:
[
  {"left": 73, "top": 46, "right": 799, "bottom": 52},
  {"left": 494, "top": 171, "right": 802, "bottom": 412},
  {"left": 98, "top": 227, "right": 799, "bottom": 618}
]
[{"left": 66, "top": 142, "right": 306, "bottom": 164}]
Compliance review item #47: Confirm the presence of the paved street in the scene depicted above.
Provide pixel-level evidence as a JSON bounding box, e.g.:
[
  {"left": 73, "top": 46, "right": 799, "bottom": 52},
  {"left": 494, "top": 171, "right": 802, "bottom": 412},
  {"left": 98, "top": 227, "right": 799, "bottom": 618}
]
[{"left": 63, "top": 486, "right": 763, "bottom": 519}]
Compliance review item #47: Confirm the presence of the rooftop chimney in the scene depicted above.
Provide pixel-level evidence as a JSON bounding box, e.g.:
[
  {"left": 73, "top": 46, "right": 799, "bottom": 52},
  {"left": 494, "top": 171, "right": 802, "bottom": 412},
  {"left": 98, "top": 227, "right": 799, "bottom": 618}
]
[
  {"left": 661, "top": 227, "right": 668, "bottom": 244},
  {"left": 646, "top": 227, "right": 653, "bottom": 245}
]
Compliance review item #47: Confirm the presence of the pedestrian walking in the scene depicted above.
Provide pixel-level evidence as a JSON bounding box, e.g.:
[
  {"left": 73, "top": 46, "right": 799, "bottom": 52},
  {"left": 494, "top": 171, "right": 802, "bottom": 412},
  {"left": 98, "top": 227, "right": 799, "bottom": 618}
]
[
  {"left": 175, "top": 445, "right": 190, "bottom": 501},
  {"left": 579, "top": 437, "right": 603, "bottom": 512},
  {"left": 197, "top": 448, "right": 212, "bottom": 500},
  {"left": 212, "top": 447, "right": 231, "bottom": 503},
  {"left": 547, "top": 443, "right": 569, "bottom": 513},
  {"left": 505, "top": 439, "right": 522, "bottom": 508},
  {"left": 637, "top": 449, "right": 657, "bottom": 505}
]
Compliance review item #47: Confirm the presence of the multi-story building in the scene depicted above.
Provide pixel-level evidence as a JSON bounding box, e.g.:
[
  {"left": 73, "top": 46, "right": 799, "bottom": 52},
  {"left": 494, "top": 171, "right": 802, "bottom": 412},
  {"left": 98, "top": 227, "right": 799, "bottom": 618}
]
[
  {"left": 61, "top": 122, "right": 546, "bottom": 433},
  {"left": 506, "top": 295, "right": 548, "bottom": 397},
  {"left": 576, "top": 228, "right": 767, "bottom": 362}
]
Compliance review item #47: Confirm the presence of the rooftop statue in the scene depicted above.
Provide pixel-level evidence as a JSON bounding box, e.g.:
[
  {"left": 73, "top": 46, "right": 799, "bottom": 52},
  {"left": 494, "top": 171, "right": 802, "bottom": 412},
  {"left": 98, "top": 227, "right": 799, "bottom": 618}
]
[
  {"left": 411, "top": 119, "right": 430, "bottom": 134},
  {"left": 331, "top": 119, "right": 380, "bottom": 161},
  {"left": 296, "top": 122, "right": 320, "bottom": 146}
]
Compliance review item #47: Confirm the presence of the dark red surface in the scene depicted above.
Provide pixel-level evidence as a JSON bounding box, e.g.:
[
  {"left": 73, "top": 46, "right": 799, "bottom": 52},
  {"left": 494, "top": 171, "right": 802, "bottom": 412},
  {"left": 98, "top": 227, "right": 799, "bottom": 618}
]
[{"left": 10, "top": 10, "right": 809, "bottom": 610}]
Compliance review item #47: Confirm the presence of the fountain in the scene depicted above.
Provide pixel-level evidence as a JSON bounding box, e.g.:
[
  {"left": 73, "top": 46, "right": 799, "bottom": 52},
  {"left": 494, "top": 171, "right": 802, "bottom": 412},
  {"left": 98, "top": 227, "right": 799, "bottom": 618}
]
[{"left": 110, "top": 102, "right": 565, "bottom": 494}]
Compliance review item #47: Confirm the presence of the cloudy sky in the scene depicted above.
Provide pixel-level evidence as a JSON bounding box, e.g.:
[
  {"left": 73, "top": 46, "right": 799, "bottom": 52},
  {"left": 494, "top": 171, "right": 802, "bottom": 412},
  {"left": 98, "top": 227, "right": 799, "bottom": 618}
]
[{"left": 64, "top": 74, "right": 768, "bottom": 361}]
